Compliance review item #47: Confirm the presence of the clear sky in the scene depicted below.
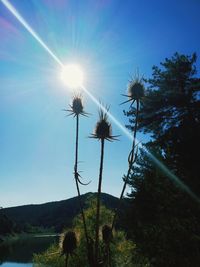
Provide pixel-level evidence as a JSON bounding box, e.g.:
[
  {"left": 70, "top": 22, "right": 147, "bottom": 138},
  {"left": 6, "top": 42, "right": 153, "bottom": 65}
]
[{"left": 1, "top": 0, "right": 200, "bottom": 207}]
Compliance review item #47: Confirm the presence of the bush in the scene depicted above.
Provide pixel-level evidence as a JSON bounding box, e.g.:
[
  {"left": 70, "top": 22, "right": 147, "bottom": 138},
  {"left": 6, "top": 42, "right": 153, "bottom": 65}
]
[{"left": 33, "top": 201, "right": 150, "bottom": 267}]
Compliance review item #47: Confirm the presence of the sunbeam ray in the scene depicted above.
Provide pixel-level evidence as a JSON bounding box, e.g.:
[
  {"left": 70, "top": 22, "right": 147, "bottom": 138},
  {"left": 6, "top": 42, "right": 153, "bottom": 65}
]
[
  {"left": 1, "top": 0, "right": 63, "bottom": 67},
  {"left": 142, "top": 147, "right": 200, "bottom": 204},
  {"left": 2, "top": 0, "right": 199, "bottom": 204},
  {"left": 81, "top": 86, "right": 133, "bottom": 140},
  {"left": 82, "top": 87, "right": 200, "bottom": 204}
]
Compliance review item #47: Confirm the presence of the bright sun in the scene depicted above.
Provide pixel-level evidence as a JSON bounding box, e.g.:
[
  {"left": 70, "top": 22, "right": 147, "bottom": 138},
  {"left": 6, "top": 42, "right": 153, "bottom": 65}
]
[{"left": 60, "top": 63, "right": 84, "bottom": 88}]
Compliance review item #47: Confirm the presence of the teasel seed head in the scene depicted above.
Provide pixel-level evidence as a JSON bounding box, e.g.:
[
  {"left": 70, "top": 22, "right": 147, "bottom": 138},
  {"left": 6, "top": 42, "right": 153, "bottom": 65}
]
[
  {"left": 62, "top": 231, "right": 77, "bottom": 255},
  {"left": 102, "top": 225, "right": 113, "bottom": 244},
  {"left": 128, "top": 79, "right": 144, "bottom": 101},
  {"left": 64, "top": 95, "right": 88, "bottom": 117},
  {"left": 72, "top": 96, "right": 83, "bottom": 115},
  {"left": 121, "top": 75, "right": 145, "bottom": 106},
  {"left": 90, "top": 107, "right": 118, "bottom": 141}
]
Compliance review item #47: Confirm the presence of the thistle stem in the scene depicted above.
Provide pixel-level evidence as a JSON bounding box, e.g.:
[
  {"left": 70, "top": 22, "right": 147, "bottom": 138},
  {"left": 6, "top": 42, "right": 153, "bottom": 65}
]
[
  {"left": 95, "top": 138, "right": 105, "bottom": 265},
  {"left": 65, "top": 254, "right": 69, "bottom": 267},
  {"left": 111, "top": 100, "right": 139, "bottom": 230},
  {"left": 74, "top": 115, "right": 90, "bottom": 255}
]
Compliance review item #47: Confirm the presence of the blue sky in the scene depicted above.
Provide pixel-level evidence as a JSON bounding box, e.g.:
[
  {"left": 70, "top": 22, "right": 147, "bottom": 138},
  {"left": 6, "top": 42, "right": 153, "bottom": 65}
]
[{"left": 0, "top": 0, "right": 200, "bottom": 207}]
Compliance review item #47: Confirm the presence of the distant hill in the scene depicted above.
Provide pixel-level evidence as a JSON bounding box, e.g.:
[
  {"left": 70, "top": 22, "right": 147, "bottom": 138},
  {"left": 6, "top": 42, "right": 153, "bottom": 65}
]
[
  {"left": 0, "top": 213, "right": 15, "bottom": 236},
  {"left": 3, "top": 193, "right": 119, "bottom": 232}
]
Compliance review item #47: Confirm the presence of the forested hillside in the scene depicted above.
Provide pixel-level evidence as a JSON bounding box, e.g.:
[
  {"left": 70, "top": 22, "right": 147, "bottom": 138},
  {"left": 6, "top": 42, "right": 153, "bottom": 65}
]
[{"left": 3, "top": 192, "right": 118, "bottom": 233}]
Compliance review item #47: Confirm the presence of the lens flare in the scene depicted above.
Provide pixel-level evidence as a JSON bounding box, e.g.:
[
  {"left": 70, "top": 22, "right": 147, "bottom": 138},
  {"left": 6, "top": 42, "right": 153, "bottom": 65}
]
[{"left": 1, "top": 0, "right": 63, "bottom": 67}]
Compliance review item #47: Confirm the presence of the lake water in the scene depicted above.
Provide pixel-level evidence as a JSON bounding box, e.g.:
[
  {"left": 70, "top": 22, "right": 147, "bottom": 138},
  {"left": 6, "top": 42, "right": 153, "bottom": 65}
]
[
  {"left": 0, "top": 235, "right": 59, "bottom": 267},
  {"left": 1, "top": 263, "right": 32, "bottom": 267}
]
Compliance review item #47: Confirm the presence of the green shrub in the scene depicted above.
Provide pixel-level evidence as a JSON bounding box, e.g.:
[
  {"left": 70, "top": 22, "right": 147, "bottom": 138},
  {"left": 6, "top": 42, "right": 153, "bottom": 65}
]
[{"left": 33, "top": 201, "right": 150, "bottom": 266}]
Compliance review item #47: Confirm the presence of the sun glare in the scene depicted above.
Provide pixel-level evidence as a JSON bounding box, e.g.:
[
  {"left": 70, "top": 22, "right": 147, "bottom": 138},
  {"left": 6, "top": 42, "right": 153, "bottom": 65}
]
[{"left": 60, "top": 64, "right": 84, "bottom": 89}]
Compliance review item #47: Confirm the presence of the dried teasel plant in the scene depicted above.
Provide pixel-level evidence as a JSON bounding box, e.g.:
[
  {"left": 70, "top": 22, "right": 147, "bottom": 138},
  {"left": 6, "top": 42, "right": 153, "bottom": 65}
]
[
  {"left": 112, "top": 74, "right": 144, "bottom": 230},
  {"left": 62, "top": 231, "right": 77, "bottom": 267},
  {"left": 90, "top": 106, "right": 118, "bottom": 266},
  {"left": 102, "top": 225, "right": 113, "bottom": 245},
  {"left": 102, "top": 225, "right": 113, "bottom": 267},
  {"left": 64, "top": 95, "right": 88, "bottom": 117},
  {"left": 64, "top": 95, "right": 91, "bottom": 265},
  {"left": 121, "top": 74, "right": 145, "bottom": 107},
  {"left": 90, "top": 107, "right": 118, "bottom": 141}
]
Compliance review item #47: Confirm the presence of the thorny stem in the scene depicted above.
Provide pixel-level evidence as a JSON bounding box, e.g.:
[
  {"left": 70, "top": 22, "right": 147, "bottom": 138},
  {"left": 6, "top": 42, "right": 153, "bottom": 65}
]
[
  {"left": 65, "top": 254, "right": 69, "bottom": 267},
  {"left": 74, "top": 115, "right": 90, "bottom": 262},
  {"left": 108, "top": 246, "right": 111, "bottom": 267},
  {"left": 111, "top": 100, "right": 140, "bottom": 231},
  {"left": 95, "top": 138, "right": 105, "bottom": 266}
]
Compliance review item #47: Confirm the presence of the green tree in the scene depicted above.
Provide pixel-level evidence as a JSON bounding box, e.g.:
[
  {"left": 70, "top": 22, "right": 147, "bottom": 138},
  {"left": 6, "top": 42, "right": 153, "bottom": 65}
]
[
  {"left": 126, "top": 147, "right": 200, "bottom": 266},
  {"left": 0, "top": 212, "right": 14, "bottom": 235},
  {"left": 124, "top": 53, "right": 200, "bottom": 266},
  {"left": 126, "top": 52, "right": 200, "bottom": 195}
]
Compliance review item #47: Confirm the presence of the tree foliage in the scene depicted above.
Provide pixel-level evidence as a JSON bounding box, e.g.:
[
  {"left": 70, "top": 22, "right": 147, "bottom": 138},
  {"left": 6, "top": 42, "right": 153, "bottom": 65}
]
[
  {"left": 0, "top": 212, "right": 15, "bottom": 235},
  {"left": 124, "top": 53, "right": 200, "bottom": 266}
]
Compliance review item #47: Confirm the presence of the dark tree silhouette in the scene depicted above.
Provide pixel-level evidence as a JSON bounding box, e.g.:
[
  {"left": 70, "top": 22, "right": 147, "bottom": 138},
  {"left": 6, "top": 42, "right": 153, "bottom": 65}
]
[
  {"left": 124, "top": 53, "right": 200, "bottom": 267},
  {"left": 126, "top": 52, "right": 200, "bottom": 195}
]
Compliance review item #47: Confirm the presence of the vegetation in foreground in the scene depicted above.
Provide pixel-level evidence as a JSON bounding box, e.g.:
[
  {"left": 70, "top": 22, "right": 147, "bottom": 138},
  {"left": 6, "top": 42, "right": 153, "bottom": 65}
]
[{"left": 33, "top": 201, "right": 150, "bottom": 267}]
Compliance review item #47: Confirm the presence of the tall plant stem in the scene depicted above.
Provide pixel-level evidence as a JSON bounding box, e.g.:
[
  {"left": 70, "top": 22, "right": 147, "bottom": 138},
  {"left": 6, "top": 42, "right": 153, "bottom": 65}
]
[
  {"left": 112, "top": 100, "right": 139, "bottom": 231},
  {"left": 95, "top": 138, "right": 105, "bottom": 265},
  {"left": 65, "top": 254, "right": 69, "bottom": 267},
  {"left": 74, "top": 115, "right": 90, "bottom": 252}
]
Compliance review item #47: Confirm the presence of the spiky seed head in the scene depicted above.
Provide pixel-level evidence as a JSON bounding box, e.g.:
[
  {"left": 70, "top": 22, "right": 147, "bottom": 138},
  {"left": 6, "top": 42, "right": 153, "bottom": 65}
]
[
  {"left": 72, "top": 96, "right": 84, "bottom": 115},
  {"left": 128, "top": 80, "right": 144, "bottom": 101},
  {"left": 64, "top": 95, "right": 88, "bottom": 117},
  {"left": 62, "top": 231, "right": 77, "bottom": 255},
  {"left": 95, "top": 118, "right": 111, "bottom": 140},
  {"left": 91, "top": 108, "right": 118, "bottom": 141},
  {"left": 102, "top": 225, "right": 113, "bottom": 244},
  {"left": 121, "top": 75, "right": 145, "bottom": 106}
]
